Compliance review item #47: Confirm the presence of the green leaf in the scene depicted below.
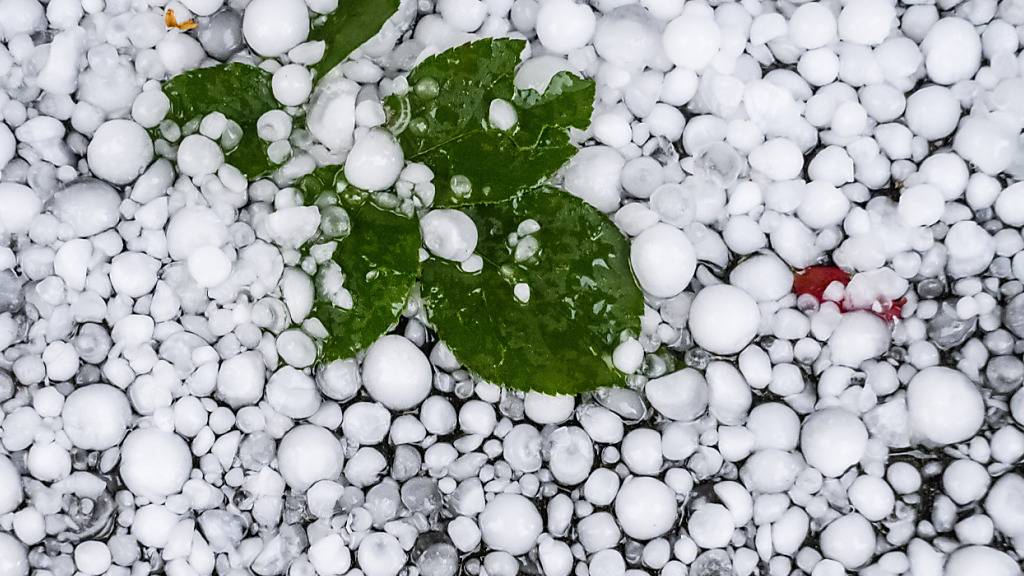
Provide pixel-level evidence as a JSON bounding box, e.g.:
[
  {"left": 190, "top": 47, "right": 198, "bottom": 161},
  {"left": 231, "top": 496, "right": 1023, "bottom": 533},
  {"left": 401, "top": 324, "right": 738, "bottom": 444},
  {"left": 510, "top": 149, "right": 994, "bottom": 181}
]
[
  {"left": 421, "top": 188, "right": 643, "bottom": 394},
  {"left": 309, "top": 0, "right": 401, "bottom": 80},
  {"left": 300, "top": 166, "right": 421, "bottom": 360},
  {"left": 162, "top": 63, "right": 278, "bottom": 178},
  {"left": 384, "top": 38, "right": 596, "bottom": 207}
]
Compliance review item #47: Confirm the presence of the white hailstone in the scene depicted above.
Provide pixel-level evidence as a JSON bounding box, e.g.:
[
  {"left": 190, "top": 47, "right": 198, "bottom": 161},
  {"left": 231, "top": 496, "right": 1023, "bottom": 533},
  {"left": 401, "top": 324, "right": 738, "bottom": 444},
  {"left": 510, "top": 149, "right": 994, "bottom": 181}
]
[
  {"left": 630, "top": 223, "right": 696, "bottom": 299},
  {"left": 307, "top": 76, "right": 359, "bottom": 152},
  {"left": 309, "top": 534, "right": 351, "bottom": 576},
  {"left": 907, "top": 367, "right": 984, "bottom": 446},
  {"left": 788, "top": 3, "right": 836, "bottom": 50},
  {"left": 42, "top": 341, "right": 77, "bottom": 382},
  {"left": 944, "top": 459, "right": 990, "bottom": 505},
  {"left": 538, "top": 539, "right": 573, "bottom": 576},
  {"left": 216, "top": 351, "right": 266, "bottom": 408},
  {"left": 266, "top": 367, "right": 321, "bottom": 419},
  {"left": 954, "top": 113, "right": 1020, "bottom": 176},
  {"left": 687, "top": 503, "right": 735, "bottom": 549},
  {"left": 54, "top": 239, "right": 92, "bottom": 291},
  {"left": 176, "top": 134, "right": 224, "bottom": 177},
  {"left": 437, "top": 0, "right": 486, "bottom": 31},
  {"left": 357, "top": 533, "right": 406, "bottom": 576},
  {"left": 729, "top": 254, "right": 793, "bottom": 302},
  {"left": 563, "top": 145, "right": 625, "bottom": 213},
  {"left": 109, "top": 252, "right": 160, "bottom": 298},
  {"left": 663, "top": 11, "right": 720, "bottom": 70},
  {"left": 0, "top": 184, "right": 42, "bottom": 235},
  {"left": 801, "top": 408, "right": 867, "bottom": 477},
  {"left": 644, "top": 368, "right": 707, "bottom": 422},
  {"left": 317, "top": 359, "right": 362, "bottom": 402},
  {"left": 904, "top": 86, "right": 960, "bottom": 140},
  {"left": 614, "top": 477, "right": 677, "bottom": 540},
  {"left": 837, "top": 0, "right": 894, "bottom": 45},
  {"left": 488, "top": 99, "right": 518, "bottom": 131},
  {"left": 0, "top": 533, "right": 28, "bottom": 576},
  {"left": 361, "top": 335, "right": 432, "bottom": 411},
  {"left": 344, "top": 128, "right": 404, "bottom": 191},
  {"left": 898, "top": 184, "right": 945, "bottom": 227},
  {"left": 0, "top": 455, "right": 23, "bottom": 514},
  {"left": 848, "top": 475, "right": 895, "bottom": 521},
  {"left": 749, "top": 138, "right": 803, "bottom": 181},
  {"left": 820, "top": 513, "right": 875, "bottom": 569},
  {"left": 242, "top": 0, "right": 310, "bottom": 57},
  {"left": 277, "top": 425, "right": 344, "bottom": 491},
  {"left": 277, "top": 330, "right": 317, "bottom": 368},
  {"left": 420, "top": 210, "right": 478, "bottom": 262},
  {"left": 268, "top": 206, "right": 321, "bottom": 249},
  {"left": 536, "top": 0, "right": 596, "bottom": 54},
  {"left": 187, "top": 246, "right": 232, "bottom": 288},
  {"left": 87, "top": 119, "right": 153, "bottom": 185},
  {"left": 119, "top": 429, "right": 192, "bottom": 500},
  {"left": 945, "top": 546, "right": 1021, "bottom": 576},
  {"left": 0, "top": 123, "right": 14, "bottom": 171},
  {"left": 996, "top": 182, "right": 1024, "bottom": 226},
  {"left": 515, "top": 56, "right": 576, "bottom": 93},
  {"left": 922, "top": 17, "right": 982, "bottom": 85},
  {"left": 180, "top": 0, "right": 223, "bottom": 15},
  {"left": 479, "top": 494, "right": 543, "bottom": 555},
  {"left": 705, "top": 362, "right": 752, "bottom": 425},
  {"left": 547, "top": 426, "right": 594, "bottom": 485},
  {"left": 272, "top": 64, "right": 313, "bottom": 107},
  {"left": 946, "top": 220, "right": 996, "bottom": 279},
  {"left": 689, "top": 285, "right": 760, "bottom": 355},
  {"left": 51, "top": 179, "right": 122, "bottom": 237},
  {"left": 12, "top": 508, "right": 43, "bottom": 546},
  {"left": 747, "top": 403, "right": 800, "bottom": 451},
  {"left": 985, "top": 474, "right": 1024, "bottom": 538},
  {"left": 74, "top": 541, "right": 112, "bottom": 576},
  {"left": 131, "top": 504, "right": 178, "bottom": 548},
  {"left": 612, "top": 338, "right": 643, "bottom": 374},
  {"left": 827, "top": 312, "right": 890, "bottom": 367},
  {"left": 62, "top": 384, "right": 131, "bottom": 450},
  {"left": 524, "top": 392, "right": 575, "bottom": 424},
  {"left": 797, "top": 181, "right": 850, "bottom": 229}
]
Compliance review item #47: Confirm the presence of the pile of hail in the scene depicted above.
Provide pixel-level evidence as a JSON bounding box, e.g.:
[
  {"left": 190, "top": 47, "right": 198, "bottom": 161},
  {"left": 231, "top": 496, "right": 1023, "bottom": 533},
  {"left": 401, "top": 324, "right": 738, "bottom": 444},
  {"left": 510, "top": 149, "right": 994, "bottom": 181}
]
[{"left": 2, "top": 0, "right": 1024, "bottom": 576}]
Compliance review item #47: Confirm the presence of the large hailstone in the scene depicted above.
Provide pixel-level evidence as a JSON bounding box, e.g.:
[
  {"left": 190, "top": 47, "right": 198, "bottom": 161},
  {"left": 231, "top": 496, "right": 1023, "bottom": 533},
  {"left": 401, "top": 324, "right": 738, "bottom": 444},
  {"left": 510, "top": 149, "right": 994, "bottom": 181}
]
[
  {"left": 119, "top": 429, "right": 192, "bottom": 500},
  {"left": 614, "top": 476, "right": 678, "bottom": 540},
  {"left": 361, "top": 335, "right": 433, "bottom": 411},
  {"left": 907, "top": 367, "right": 984, "bottom": 445},
  {"left": 0, "top": 533, "right": 28, "bottom": 576},
  {"left": 62, "top": 384, "right": 132, "bottom": 450},
  {"left": 945, "top": 546, "right": 1021, "bottom": 576},
  {"left": 644, "top": 368, "right": 708, "bottom": 422},
  {"left": 277, "top": 425, "right": 344, "bottom": 491},
  {"left": 86, "top": 120, "right": 153, "bottom": 185},
  {"left": 478, "top": 494, "right": 543, "bottom": 555},
  {"left": 688, "top": 284, "right": 760, "bottom": 355},
  {"left": 344, "top": 128, "right": 404, "bottom": 192},
  {"left": 0, "top": 454, "right": 23, "bottom": 515},
  {"left": 630, "top": 223, "right": 697, "bottom": 299},
  {"left": 827, "top": 311, "right": 890, "bottom": 367},
  {"left": 242, "top": 0, "right": 309, "bottom": 57},
  {"left": 800, "top": 408, "right": 868, "bottom": 478}
]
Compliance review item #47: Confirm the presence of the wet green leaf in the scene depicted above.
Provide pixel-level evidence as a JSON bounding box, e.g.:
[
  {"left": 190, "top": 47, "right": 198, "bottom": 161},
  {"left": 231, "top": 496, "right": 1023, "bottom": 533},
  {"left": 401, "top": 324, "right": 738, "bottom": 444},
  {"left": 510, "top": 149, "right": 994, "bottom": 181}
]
[
  {"left": 162, "top": 63, "right": 278, "bottom": 178},
  {"left": 301, "top": 166, "right": 421, "bottom": 360},
  {"left": 384, "top": 38, "right": 595, "bottom": 207},
  {"left": 421, "top": 188, "right": 643, "bottom": 394},
  {"left": 309, "top": 0, "right": 401, "bottom": 80}
]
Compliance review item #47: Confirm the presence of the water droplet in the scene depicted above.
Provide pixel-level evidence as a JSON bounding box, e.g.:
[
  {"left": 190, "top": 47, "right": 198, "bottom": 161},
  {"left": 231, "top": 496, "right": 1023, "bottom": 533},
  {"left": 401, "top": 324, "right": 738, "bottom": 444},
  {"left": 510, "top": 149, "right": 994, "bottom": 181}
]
[
  {"left": 320, "top": 206, "right": 351, "bottom": 239},
  {"left": 414, "top": 77, "right": 440, "bottom": 100},
  {"left": 409, "top": 117, "right": 428, "bottom": 135},
  {"left": 450, "top": 175, "right": 472, "bottom": 197}
]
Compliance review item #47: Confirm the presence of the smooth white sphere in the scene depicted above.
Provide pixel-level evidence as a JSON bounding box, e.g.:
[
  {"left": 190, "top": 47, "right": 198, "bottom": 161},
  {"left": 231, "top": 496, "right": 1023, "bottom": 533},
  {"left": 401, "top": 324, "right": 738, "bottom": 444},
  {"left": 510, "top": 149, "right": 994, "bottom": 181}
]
[
  {"left": 0, "top": 533, "right": 28, "bottom": 576},
  {"left": 344, "top": 128, "right": 404, "bottom": 191},
  {"left": 273, "top": 64, "right": 313, "bottom": 107},
  {"left": 479, "top": 494, "right": 543, "bottom": 554},
  {"left": 907, "top": 367, "right": 984, "bottom": 445},
  {"left": 242, "top": 0, "right": 310, "bottom": 57},
  {"left": 63, "top": 384, "right": 132, "bottom": 450},
  {"left": 536, "top": 0, "right": 596, "bottom": 54},
  {"left": 905, "top": 86, "right": 960, "bottom": 140},
  {"left": 0, "top": 123, "right": 14, "bottom": 171},
  {"left": 801, "top": 408, "right": 868, "bottom": 478},
  {"left": 687, "top": 503, "right": 735, "bottom": 549},
  {"left": 688, "top": 284, "right": 761, "bottom": 355},
  {"left": 614, "top": 476, "right": 678, "bottom": 540},
  {"left": 820, "top": 513, "right": 875, "bottom": 568},
  {"left": 630, "top": 223, "right": 696, "bottom": 299},
  {"left": 180, "top": 0, "right": 224, "bottom": 15},
  {"left": 828, "top": 311, "right": 891, "bottom": 367},
  {"left": 420, "top": 209, "right": 478, "bottom": 263},
  {"left": 0, "top": 454, "right": 23, "bottom": 515},
  {"left": 663, "top": 13, "right": 721, "bottom": 70},
  {"left": 563, "top": 145, "right": 625, "bottom": 213},
  {"left": 177, "top": 134, "right": 224, "bottom": 178},
  {"left": 362, "top": 335, "right": 433, "bottom": 411},
  {"left": 0, "top": 183, "right": 42, "bottom": 235},
  {"left": 946, "top": 546, "right": 1021, "bottom": 576},
  {"left": 119, "top": 429, "right": 192, "bottom": 500},
  {"left": 277, "top": 425, "right": 344, "bottom": 491},
  {"left": 357, "top": 533, "right": 406, "bottom": 576},
  {"left": 87, "top": 120, "right": 153, "bottom": 185}
]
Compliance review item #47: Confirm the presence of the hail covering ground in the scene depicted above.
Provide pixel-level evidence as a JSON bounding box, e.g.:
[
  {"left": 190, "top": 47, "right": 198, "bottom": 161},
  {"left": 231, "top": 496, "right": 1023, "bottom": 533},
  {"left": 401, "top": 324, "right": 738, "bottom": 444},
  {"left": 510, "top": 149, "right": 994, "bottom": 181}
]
[{"left": 0, "top": 0, "right": 1023, "bottom": 575}]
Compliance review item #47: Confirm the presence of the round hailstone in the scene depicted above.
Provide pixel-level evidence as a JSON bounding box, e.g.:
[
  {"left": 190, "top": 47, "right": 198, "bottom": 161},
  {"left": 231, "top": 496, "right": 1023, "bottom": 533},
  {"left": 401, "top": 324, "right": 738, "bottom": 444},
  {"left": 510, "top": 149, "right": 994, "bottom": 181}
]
[
  {"left": 479, "top": 494, "right": 543, "bottom": 555},
  {"left": 687, "top": 503, "right": 735, "bottom": 549},
  {"left": 0, "top": 533, "right": 28, "bottom": 576},
  {"left": 166, "top": 205, "right": 229, "bottom": 261},
  {"left": 187, "top": 246, "right": 232, "bottom": 288},
  {"left": 49, "top": 180, "right": 121, "bottom": 238},
  {"left": 119, "top": 429, "right": 192, "bottom": 500},
  {"left": 62, "top": 384, "right": 132, "bottom": 450},
  {"left": 921, "top": 17, "right": 982, "bottom": 85},
  {"left": 0, "top": 123, "right": 14, "bottom": 171},
  {"left": 344, "top": 128, "right": 404, "bottom": 192},
  {"left": 242, "top": 0, "right": 310, "bottom": 57},
  {"left": 728, "top": 254, "right": 793, "bottom": 302},
  {"left": 663, "top": 11, "right": 720, "bottom": 70},
  {"left": 272, "top": 64, "right": 313, "bottom": 107},
  {"left": 361, "top": 335, "right": 432, "bottom": 411},
  {"left": 0, "top": 454, "right": 23, "bottom": 515},
  {"left": 563, "top": 145, "right": 625, "bottom": 213},
  {"left": 535, "top": 0, "right": 596, "bottom": 54},
  {"left": 985, "top": 474, "right": 1024, "bottom": 537},
  {"left": 688, "top": 284, "right": 761, "bottom": 355},
  {"left": 277, "top": 425, "right": 344, "bottom": 491},
  {"left": 820, "top": 513, "right": 875, "bottom": 569},
  {"left": 946, "top": 546, "right": 1021, "bottom": 576},
  {"left": 176, "top": 134, "right": 224, "bottom": 178},
  {"left": 800, "top": 408, "right": 868, "bottom": 478},
  {"left": 907, "top": 367, "right": 984, "bottom": 445},
  {"left": 524, "top": 392, "right": 575, "bottom": 424},
  {"left": 904, "top": 86, "right": 960, "bottom": 141},
  {"left": 995, "top": 182, "right": 1024, "bottom": 227},
  {"left": 644, "top": 368, "right": 708, "bottom": 422},
  {"left": 357, "top": 533, "right": 406, "bottom": 576},
  {"left": 898, "top": 184, "right": 945, "bottom": 227},
  {"left": 0, "top": 183, "right": 41, "bottom": 235},
  {"left": 827, "top": 311, "right": 891, "bottom": 367},
  {"left": 630, "top": 223, "right": 696, "bottom": 299},
  {"left": 615, "top": 477, "right": 678, "bottom": 540},
  {"left": 420, "top": 209, "right": 478, "bottom": 263},
  {"left": 87, "top": 120, "right": 153, "bottom": 185},
  {"left": 180, "top": 0, "right": 223, "bottom": 15},
  {"left": 837, "top": 0, "right": 895, "bottom": 46}
]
